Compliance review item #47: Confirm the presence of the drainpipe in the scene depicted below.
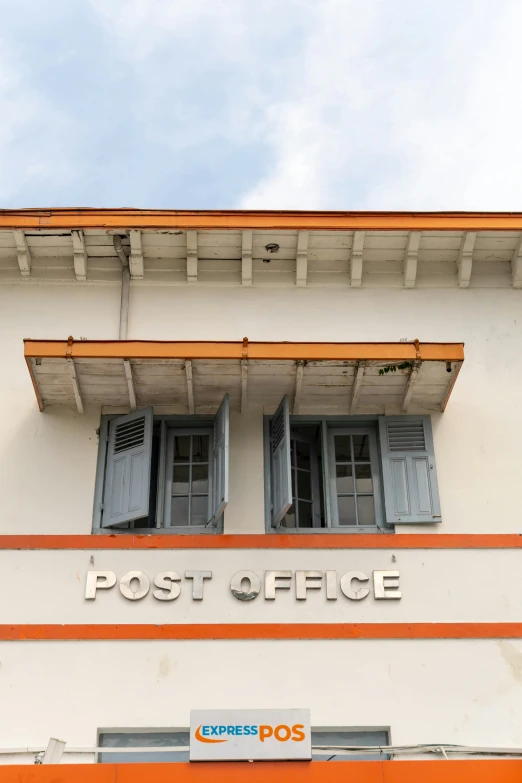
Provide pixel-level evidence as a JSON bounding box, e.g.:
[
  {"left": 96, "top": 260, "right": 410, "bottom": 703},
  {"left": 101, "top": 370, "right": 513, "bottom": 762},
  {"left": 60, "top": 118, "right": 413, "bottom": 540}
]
[{"left": 113, "top": 235, "right": 130, "bottom": 340}]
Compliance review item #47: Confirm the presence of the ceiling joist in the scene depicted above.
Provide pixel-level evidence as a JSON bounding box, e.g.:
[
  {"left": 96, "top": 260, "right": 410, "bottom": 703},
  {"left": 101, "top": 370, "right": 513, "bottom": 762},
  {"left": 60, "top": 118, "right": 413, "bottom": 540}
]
[
  {"left": 66, "top": 358, "right": 83, "bottom": 414},
  {"left": 123, "top": 359, "right": 137, "bottom": 411},
  {"left": 350, "top": 361, "right": 365, "bottom": 413},
  {"left": 13, "top": 230, "right": 31, "bottom": 276},
  {"left": 457, "top": 232, "right": 476, "bottom": 288},
  {"left": 186, "top": 231, "right": 198, "bottom": 284},
  {"left": 350, "top": 231, "right": 365, "bottom": 287},
  {"left": 401, "top": 362, "right": 420, "bottom": 413},
  {"left": 129, "top": 230, "right": 144, "bottom": 280},
  {"left": 293, "top": 361, "right": 305, "bottom": 414},
  {"left": 185, "top": 359, "right": 195, "bottom": 414},
  {"left": 241, "top": 230, "right": 253, "bottom": 286},
  {"left": 403, "top": 231, "right": 421, "bottom": 289},
  {"left": 296, "top": 231, "right": 309, "bottom": 287},
  {"left": 241, "top": 359, "right": 248, "bottom": 412},
  {"left": 511, "top": 236, "right": 522, "bottom": 289},
  {"left": 71, "top": 230, "right": 87, "bottom": 281}
]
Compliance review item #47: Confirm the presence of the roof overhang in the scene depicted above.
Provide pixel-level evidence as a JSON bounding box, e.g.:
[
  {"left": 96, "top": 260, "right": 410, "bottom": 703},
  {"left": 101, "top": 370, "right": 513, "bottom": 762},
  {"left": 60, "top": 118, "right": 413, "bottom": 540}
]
[{"left": 24, "top": 339, "right": 464, "bottom": 415}]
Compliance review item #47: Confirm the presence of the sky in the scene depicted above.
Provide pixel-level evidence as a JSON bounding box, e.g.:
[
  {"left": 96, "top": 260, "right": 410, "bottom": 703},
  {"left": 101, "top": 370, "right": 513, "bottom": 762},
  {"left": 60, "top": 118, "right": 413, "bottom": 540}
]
[{"left": 0, "top": 0, "right": 521, "bottom": 210}]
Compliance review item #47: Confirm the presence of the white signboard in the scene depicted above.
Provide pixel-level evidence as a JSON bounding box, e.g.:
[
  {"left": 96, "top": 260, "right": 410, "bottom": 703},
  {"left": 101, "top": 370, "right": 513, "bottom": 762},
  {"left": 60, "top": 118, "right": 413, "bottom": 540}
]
[{"left": 189, "top": 708, "right": 311, "bottom": 761}]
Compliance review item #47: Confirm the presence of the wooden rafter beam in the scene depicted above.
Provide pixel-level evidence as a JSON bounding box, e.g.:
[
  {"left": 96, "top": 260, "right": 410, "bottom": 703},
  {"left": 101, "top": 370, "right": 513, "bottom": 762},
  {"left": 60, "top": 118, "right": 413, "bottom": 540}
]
[
  {"left": 293, "top": 361, "right": 305, "bottom": 414},
  {"left": 401, "top": 362, "right": 421, "bottom": 413},
  {"left": 71, "top": 230, "right": 87, "bottom": 281},
  {"left": 129, "top": 230, "right": 144, "bottom": 280},
  {"left": 350, "top": 362, "right": 365, "bottom": 413},
  {"left": 123, "top": 359, "right": 137, "bottom": 411},
  {"left": 66, "top": 358, "right": 83, "bottom": 413},
  {"left": 185, "top": 359, "right": 195, "bottom": 414},
  {"left": 511, "top": 235, "right": 522, "bottom": 289},
  {"left": 350, "top": 230, "right": 365, "bottom": 287},
  {"left": 457, "top": 231, "right": 476, "bottom": 288},
  {"left": 296, "top": 231, "right": 308, "bottom": 287},
  {"left": 403, "top": 231, "right": 421, "bottom": 288},
  {"left": 13, "top": 230, "right": 31, "bottom": 276},
  {"left": 186, "top": 231, "right": 198, "bottom": 284},
  {"left": 241, "top": 359, "right": 248, "bottom": 412},
  {"left": 241, "top": 230, "right": 253, "bottom": 286}
]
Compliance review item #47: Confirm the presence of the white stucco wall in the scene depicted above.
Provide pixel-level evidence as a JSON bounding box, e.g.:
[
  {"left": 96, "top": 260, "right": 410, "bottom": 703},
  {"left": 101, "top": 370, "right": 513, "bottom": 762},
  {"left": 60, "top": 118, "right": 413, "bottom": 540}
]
[
  {"left": 1, "top": 282, "right": 522, "bottom": 534},
  {"left": 1, "top": 281, "right": 522, "bottom": 759}
]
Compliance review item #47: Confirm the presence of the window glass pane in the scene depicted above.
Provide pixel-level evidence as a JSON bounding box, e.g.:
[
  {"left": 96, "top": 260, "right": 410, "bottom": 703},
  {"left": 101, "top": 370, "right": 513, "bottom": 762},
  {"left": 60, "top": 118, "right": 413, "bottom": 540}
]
[
  {"left": 334, "top": 435, "right": 352, "bottom": 462},
  {"left": 191, "top": 495, "right": 208, "bottom": 526},
  {"left": 172, "top": 464, "right": 190, "bottom": 494},
  {"left": 296, "top": 469, "right": 312, "bottom": 500},
  {"left": 357, "top": 496, "right": 375, "bottom": 526},
  {"left": 191, "top": 464, "right": 209, "bottom": 494},
  {"left": 98, "top": 732, "right": 190, "bottom": 764},
  {"left": 295, "top": 440, "right": 311, "bottom": 469},
  {"left": 336, "top": 464, "right": 354, "bottom": 493},
  {"left": 192, "top": 435, "right": 209, "bottom": 463},
  {"left": 170, "top": 496, "right": 189, "bottom": 526},
  {"left": 174, "top": 435, "right": 191, "bottom": 461},
  {"left": 355, "top": 463, "right": 373, "bottom": 492},
  {"left": 352, "top": 434, "right": 370, "bottom": 461},
  {"left": 337, "top": 495, "right": 356, "bottom": 525},
  {"left": 298, "top": 501, "right": 314, "bottom": 528},
  {"left": 281, "top": 505, "right": 296, "bottom": 528}
]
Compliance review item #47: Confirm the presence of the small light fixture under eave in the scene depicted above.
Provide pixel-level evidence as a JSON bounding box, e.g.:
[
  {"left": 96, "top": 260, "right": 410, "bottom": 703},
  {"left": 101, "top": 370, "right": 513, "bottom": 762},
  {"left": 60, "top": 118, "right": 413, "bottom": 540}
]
[{"left": 265, "top": 243, "right": 279, "bottom": 253}]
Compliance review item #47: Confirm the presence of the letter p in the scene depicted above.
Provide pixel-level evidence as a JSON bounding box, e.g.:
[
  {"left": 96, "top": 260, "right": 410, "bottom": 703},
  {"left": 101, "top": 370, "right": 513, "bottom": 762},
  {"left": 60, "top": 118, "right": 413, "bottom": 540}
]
[
  {"left": 85, "top": 571, "right": 116, "bottom": 600},
  {"left": 260, "top": 725, "right": 273, "bottom": 742}
]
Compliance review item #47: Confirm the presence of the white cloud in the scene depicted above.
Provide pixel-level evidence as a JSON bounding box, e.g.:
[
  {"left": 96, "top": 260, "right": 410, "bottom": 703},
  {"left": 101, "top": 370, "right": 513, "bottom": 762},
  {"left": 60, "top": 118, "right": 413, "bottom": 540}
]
[
  {"left": 0, "top": 47, "right": 78, "bottom": 203},
  {"left": 238, "top": 0, "right": 522, "bottom": 210}
]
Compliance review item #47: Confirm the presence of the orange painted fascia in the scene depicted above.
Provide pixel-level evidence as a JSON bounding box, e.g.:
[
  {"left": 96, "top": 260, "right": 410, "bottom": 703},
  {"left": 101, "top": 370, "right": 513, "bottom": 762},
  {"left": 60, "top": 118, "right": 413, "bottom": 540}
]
[
  {"left": 2, "top": 623, "right": 522, "bottom": 641},
  {"left": 0, "top": 533, "right": 520, "bottom": 549},
  {"left": 23, "top": 339, "right": 465, "bottom": 363},
  {"left": 3, "top": 208, "right": 522, "bottom": 231},
  {"left": 1, "top": 760, "right": 521, "bottom": 783}
]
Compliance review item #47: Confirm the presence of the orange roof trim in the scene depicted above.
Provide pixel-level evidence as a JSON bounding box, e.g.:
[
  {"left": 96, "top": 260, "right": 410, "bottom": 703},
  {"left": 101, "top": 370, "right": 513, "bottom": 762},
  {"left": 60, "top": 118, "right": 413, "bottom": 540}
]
[{"left": 2, "top": 208, "right": 522, "bottom": 231}]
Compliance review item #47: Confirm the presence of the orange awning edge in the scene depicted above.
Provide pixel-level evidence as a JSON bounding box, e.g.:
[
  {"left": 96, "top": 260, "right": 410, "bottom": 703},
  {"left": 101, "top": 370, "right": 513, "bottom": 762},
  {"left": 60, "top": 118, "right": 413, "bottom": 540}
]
[{"left": 24, "top": 338, "right": 465, "bottom": 363}]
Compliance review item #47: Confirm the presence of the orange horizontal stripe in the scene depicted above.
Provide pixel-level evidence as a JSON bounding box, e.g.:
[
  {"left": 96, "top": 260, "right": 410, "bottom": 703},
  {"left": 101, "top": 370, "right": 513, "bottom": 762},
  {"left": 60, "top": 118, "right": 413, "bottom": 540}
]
[
  {"left": 1, "top": 760, "right": 521, "bottom": 783},
  {"left": 0, "top": 533, "right": 520, "bottom": 549},
  {"left": 23, "top": 339, "right": 465, "bottom": 362},
  {"left": 2, "top": 208, "right": 522, "bottom": 231},
  {"left": 2, "top": 623, "right": 522, "bottom": 641}
]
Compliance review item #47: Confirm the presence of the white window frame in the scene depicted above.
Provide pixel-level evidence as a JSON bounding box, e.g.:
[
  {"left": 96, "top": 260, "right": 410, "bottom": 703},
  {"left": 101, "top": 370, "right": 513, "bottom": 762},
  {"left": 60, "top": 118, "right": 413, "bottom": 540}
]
[
  {"left": 163, "top": 427, "right": 214, "bottom": 531},
  {"left": 92, "top": 415, "right": 223, "bottom": 534},
  {"left": 264, "top": 416, "right": 388, "bottom": 534}
]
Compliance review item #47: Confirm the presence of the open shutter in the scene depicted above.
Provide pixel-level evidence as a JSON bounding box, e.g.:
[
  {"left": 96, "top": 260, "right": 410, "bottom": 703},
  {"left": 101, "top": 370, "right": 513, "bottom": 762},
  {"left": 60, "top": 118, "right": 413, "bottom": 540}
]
[
  {"left": 210, "top": 393, "right": 229, "bottom": 524},
  {"left": 378, "top": 416, "right": 441, "bottom": 525},
  {"left": 270, "top": 395, "right": 292, "bottom": 527},
  {"left": 101, "top": 407, "right": 153, "bottom": 528}
]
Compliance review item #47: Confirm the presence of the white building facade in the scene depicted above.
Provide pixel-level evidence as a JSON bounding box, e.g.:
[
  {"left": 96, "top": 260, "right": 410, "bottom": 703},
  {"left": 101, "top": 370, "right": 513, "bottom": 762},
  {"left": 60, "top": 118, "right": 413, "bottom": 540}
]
[{"left": 0, "top": 209, "right": 521, "bottom": 783}]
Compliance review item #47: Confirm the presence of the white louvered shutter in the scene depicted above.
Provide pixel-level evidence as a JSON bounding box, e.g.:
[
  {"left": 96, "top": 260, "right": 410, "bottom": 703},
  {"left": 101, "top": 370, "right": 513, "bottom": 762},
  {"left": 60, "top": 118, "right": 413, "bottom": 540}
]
[
  {"left": 209, "top": 394, "right": 229, "bottom": 524},
  {"left": 378, "top": 416, "right": 441, "bottom": 525},
  {"left": 101, "top": 408, "right": 153, "bottom": 528},
  {"left": 270, "top": 395, "right": 292, "bottom": 527}
]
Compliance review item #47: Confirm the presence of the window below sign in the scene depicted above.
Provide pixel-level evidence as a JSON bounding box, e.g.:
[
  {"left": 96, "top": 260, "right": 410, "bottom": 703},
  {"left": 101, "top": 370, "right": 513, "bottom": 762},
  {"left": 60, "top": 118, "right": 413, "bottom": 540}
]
[{"left": 97, "top": 727, "right": 390, "bottom": 763}]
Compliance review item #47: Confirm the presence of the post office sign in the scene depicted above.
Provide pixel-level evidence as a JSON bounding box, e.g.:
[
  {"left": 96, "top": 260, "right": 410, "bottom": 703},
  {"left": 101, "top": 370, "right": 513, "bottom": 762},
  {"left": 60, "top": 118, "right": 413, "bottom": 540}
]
[{"left": 189, "top": 708, "right": 311, "bottom": 761}]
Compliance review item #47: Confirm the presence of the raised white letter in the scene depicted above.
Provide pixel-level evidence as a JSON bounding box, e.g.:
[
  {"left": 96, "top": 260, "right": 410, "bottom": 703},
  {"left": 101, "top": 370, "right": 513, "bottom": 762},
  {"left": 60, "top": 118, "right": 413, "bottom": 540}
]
[
  {"left": 85, "top": 570, "right": 116, "bottom": 600},
  {"left": 373, "top": 570, "right": 401, "bottom": 600},
  {"left": 153, "top": 571, "right": 181, "bottom": 601}
]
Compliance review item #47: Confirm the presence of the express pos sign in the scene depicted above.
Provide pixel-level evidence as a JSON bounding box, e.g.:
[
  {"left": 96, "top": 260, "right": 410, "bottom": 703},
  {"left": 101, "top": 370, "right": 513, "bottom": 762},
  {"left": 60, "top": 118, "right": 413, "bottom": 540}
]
[{"left": 190, "top": 709, "right": 311, "bottom": 761}]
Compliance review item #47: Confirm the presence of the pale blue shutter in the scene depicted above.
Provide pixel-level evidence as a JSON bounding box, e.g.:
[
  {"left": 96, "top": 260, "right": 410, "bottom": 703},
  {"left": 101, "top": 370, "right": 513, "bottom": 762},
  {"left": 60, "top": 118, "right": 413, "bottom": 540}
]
[
  {"left": 209, "top": 393, "right": 229, "bottom": 524},
  {"left": 101, "top": 408, "right": 153, "bottom": 528},
  {"left": 378, "top": 416, "right": 441, "bottom": 525},
  {"left": 270, "top": 395, "right": 292, "bottom": 527}
]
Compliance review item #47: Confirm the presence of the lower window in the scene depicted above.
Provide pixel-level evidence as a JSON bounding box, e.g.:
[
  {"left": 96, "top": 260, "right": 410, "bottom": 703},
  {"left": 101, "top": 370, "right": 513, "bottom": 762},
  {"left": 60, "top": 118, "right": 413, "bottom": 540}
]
[{"left": 97, "top": 728, "right": 390, "bottom": 763}]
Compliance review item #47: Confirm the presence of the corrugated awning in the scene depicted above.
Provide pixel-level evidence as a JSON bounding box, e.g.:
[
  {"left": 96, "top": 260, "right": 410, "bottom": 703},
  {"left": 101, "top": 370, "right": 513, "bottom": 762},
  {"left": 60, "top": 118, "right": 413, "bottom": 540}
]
[{"left": 24, "top": 338, "right": 464, "bottom": 415}]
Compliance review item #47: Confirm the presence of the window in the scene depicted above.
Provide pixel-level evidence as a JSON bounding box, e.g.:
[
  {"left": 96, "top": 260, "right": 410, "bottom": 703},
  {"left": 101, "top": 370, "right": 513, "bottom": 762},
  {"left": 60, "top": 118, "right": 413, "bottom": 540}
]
[
  {"left": 97, "top": 730, "right": 189, "bottom": 763},
  {"left": 97, "top": 727, "right": 390, "bottom": 763},
  {"left": 311, "top": 728, "right": 391, "bottom": 761},
  {"left": 266, "top": 396, "right": 441, "bottom": 532},
  {"left": 93, "top": 395, "right": 229, "bottom": 533}
]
